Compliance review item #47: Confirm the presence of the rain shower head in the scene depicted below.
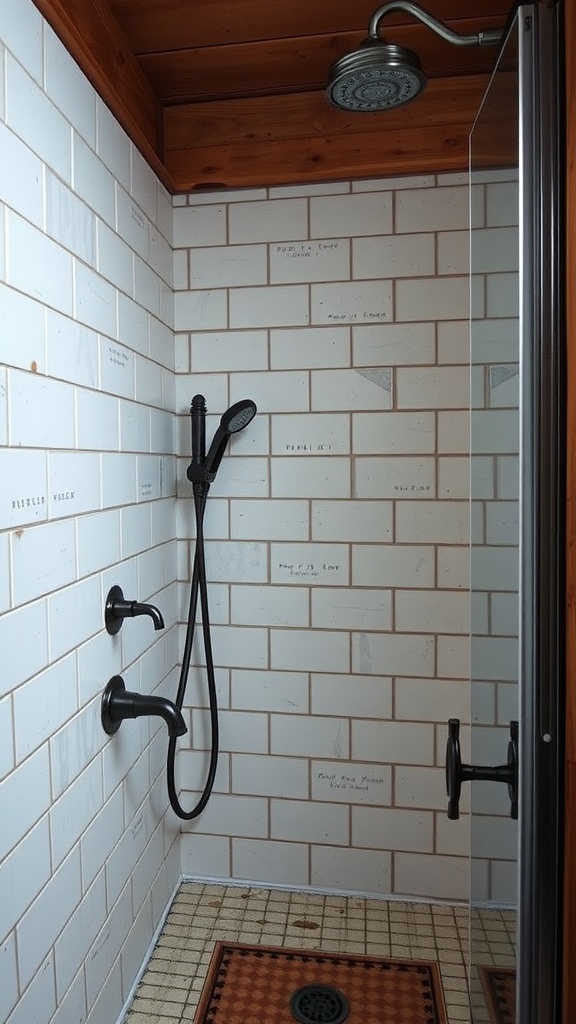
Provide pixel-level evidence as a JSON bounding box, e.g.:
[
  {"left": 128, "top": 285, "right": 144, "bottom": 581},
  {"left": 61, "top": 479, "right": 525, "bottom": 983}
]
[
  {"left": 326, "top": 0, "right": 503, "bottom": 113},
  {"left": 327, "top": 38, "right": 426, "bottom": 112}
]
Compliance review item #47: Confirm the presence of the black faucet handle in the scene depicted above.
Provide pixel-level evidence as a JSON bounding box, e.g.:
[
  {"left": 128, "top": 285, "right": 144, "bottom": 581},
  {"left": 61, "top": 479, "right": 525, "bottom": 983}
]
[
  {"left": 105, "top": 585, "right": 165, "bottom": 634},
  {"left": 445, "top": 717, "right": 519, "bottom": 820}
]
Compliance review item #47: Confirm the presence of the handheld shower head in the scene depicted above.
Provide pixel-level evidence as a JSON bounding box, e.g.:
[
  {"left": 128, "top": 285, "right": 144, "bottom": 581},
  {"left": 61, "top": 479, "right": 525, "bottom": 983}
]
[
  {"left": 220, "top": 399, "right": 258, "bottom": 435},
  {"left": 204, "top": 399, "right": 257, "bottom": 479},
  {"left": 187, "top": 396, "right": 257, "bottom": 487}
]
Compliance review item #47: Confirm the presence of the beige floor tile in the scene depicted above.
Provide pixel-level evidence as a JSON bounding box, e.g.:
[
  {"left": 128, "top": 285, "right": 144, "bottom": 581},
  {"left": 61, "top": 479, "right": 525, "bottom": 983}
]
[{"left": 122, "top": 883, "right": 519, "bottom": 1024}]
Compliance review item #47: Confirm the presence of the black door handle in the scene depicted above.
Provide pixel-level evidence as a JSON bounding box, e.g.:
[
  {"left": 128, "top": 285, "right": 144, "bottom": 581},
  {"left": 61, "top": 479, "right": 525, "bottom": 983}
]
[{"left": 445, "top": 718, "right": 518, "bottom": 820}]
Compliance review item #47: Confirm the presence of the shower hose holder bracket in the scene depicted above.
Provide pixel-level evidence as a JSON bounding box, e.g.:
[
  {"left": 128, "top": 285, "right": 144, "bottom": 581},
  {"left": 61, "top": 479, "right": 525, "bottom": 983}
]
[{"left": 186, "top": 462, "right": 214, "bottom": 486}]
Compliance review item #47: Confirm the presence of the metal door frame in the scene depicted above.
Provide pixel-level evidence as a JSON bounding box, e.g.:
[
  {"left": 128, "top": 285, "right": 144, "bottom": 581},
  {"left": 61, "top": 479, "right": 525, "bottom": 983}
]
[{"left": 517, "top": 4, "right": 564, "bottom": 1022}]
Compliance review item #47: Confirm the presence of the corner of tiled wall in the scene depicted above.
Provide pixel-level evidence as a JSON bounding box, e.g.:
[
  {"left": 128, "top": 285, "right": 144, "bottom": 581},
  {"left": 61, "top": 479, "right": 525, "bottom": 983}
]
[{"left": 0, "top": 3, "right": 179, "bottom": 1023}]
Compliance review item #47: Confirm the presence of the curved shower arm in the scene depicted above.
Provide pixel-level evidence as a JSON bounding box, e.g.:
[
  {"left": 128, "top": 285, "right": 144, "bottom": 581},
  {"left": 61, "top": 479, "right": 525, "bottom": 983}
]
[{"left": 368, "top": 1, "right": 502, "bottom": 48}]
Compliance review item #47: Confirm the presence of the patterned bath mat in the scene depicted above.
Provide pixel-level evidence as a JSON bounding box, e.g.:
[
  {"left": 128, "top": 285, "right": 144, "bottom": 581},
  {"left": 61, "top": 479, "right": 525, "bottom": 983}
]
[
  {"left": 195, "top": 941, "right": 448, "bottom": 1024},
  {"left": 478, "top": 966, "right": 516, "bottom": 1024}
]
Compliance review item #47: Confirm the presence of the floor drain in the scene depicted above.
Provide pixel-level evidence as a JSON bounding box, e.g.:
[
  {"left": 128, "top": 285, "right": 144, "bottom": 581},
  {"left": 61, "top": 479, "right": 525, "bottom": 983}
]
[{"left": 289, "top": 984, "right": 350, "bottom": 1024}]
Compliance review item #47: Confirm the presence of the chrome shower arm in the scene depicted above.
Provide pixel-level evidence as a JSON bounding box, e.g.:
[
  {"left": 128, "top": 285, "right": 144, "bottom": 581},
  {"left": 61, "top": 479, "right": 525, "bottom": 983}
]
[{"left": 368, "top": 1, "right": 502, "bottom": 48}]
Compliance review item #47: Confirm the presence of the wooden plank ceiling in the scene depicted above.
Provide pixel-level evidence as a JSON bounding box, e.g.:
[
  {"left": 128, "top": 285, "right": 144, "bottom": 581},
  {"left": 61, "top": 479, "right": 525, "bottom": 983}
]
[{"left": 32, "top": 0, "right": 513, "bottom": 193}]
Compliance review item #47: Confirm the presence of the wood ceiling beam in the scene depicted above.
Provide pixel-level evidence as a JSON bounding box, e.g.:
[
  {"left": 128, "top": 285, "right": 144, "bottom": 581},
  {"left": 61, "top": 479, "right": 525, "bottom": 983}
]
[
  {"left": 165, "top": 123, "right": 473, "bottom": 193},
  {"left": 141, "top": 18, "right": 504, "bottom": 104},
  {"left": 31, "top": 0, "right": 171, "bottom": 189},
  {"left": 32, "top": 0, "right": 514, "bottom": 195},
  {"left": 108, "top": 0, "right": 509, "bottom": 53},
  {"left": 165, "top": 75, "right": 490, "bottom": 150},
  {"left": 163, "top": 75, "right": 500, "bottom": 192}
]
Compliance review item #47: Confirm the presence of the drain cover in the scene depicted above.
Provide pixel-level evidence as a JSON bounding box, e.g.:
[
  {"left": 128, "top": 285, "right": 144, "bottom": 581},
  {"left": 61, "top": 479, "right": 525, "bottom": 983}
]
[{"left": 289, "top": 984, "right": 349, "bottom": 1024}]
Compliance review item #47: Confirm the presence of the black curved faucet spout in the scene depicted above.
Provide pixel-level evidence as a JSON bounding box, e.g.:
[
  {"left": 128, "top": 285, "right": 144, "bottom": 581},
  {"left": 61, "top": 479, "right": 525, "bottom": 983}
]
[
  {"left": 101, "top": 676, "right": 187, "bottom": 737},
  {"left": 105, "top": 585, "right": 165, "bottom": 634},
  {"left": 130, "top": 601, "right": 165, "bottom": 630}
]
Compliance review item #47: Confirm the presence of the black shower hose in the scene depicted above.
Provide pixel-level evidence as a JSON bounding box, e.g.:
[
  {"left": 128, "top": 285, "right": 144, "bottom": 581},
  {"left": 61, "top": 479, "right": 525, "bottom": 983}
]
[{"left": 166, "top": 484, "right": 219, "bottom": 819}]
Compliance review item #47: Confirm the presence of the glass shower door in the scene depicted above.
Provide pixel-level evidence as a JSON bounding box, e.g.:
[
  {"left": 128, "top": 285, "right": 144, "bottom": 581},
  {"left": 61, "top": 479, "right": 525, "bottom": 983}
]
[
  {"left": 464, "top": 6, "right": 563, "bottom": 1023},
  {"left": 469, "top": 17, "right": 520, "bottom": 1022}
]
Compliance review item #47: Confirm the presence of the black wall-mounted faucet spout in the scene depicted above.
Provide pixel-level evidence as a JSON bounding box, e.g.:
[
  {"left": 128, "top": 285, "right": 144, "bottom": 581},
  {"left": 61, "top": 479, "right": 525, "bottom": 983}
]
[
  {"left": 105, "top": 585, "right": 165, "bottom": 635},
  {"left": 101, "top": 676, "right": 187, "bottom": 737}
]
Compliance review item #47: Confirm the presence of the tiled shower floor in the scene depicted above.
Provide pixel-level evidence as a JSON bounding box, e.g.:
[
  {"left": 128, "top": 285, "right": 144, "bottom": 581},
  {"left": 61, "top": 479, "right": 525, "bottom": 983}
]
[
  {"left": 122, "top": 882, "right": 517, "bottom": 1024},
  {"left": 123, "top": 882, "right": 473, "bottom": 1023},
  {"left": 469, "top": 907, "right": 517, "bottom": 1024}
]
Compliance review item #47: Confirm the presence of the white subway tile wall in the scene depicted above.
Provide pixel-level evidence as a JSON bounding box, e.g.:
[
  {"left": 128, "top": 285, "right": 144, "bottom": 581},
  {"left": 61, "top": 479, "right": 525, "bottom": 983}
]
[
  {"left": 173, "top": 166, "right": 517, "bottom": 907},
  {"left": 1, "top": 5, "right": 522, "bottom": 1023},
  {"left": 172, "top": 158, "right": 516, "bottom": 910},
  {"left": 0, "top": 5, "right": 178, "bottom": 1024}
]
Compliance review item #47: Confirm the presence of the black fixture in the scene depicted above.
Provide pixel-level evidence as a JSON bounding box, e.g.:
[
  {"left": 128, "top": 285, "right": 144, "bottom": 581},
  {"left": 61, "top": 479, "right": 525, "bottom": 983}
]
[
  {"left": 166, "top": 394, "right": 257, "bottom": 820},
  {"left": 104, "top": 584, "right": 165, "bottom": 635},
  {"left": 187, "top": 394, "right": 257, "bottom": 488},
  {"left": 290, "top": 984, "right": 349, "bottom": 1024},
  {"left": 445, "top": 718, "right": 518, "bottom": 820},
  {"left": 326, "top": 0, "right": 503, "bottom": 113},
  {"left": 101, "top": 675, "right": 187, "bottom": 737}
]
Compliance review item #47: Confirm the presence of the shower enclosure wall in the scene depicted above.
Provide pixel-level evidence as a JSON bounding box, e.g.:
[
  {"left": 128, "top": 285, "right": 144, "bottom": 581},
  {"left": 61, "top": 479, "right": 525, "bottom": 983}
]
[
  {"left": 173, "top": 173, "right": 517, "bottom": 904},
  {"left": 0, "top": 5, "right": 180, "bottom": 1023},
  {"left": 1, "top": 2, "right": 562, "bottom": 1023}
]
